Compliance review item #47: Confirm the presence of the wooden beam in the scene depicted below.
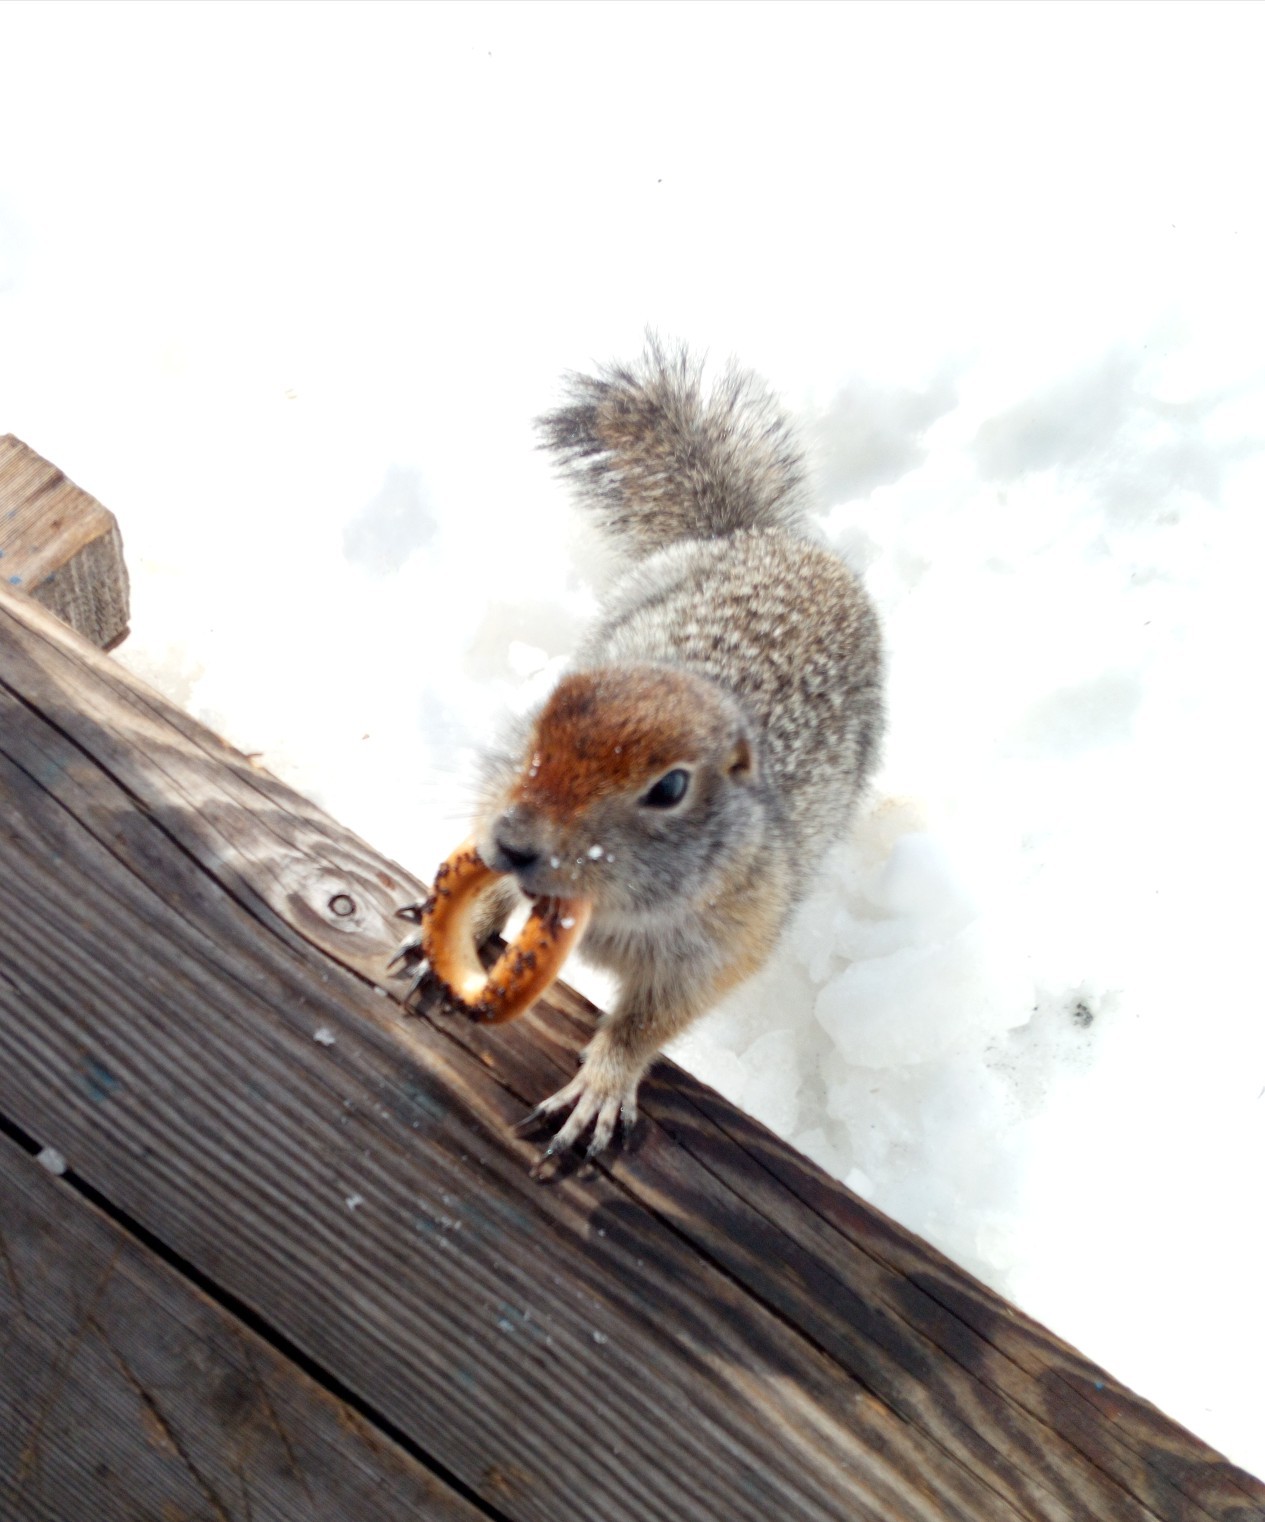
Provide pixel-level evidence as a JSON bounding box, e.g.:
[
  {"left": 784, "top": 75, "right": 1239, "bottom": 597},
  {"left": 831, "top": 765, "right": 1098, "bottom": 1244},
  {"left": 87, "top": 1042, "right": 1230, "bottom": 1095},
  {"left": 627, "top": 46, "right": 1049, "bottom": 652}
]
[
  {"left": 0, "top": 435, "right": 130, "bottom": 650},
  {"left": 0, "top": 1132, "right": 489, "bottom": 1522},
  {"left": 0, "top": 581, "right": 1260, "bottom": 1522}
]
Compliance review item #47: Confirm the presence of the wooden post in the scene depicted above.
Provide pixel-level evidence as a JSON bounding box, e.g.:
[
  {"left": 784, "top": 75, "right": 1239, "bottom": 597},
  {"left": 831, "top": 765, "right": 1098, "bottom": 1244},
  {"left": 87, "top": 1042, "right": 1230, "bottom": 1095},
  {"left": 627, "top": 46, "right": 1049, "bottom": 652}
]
[
  {"left": 0, "top": 583, "right": 1261, "bottom": 1521},
  {"left": 0, "top": 435, "right": 130, "bottom": 650}
]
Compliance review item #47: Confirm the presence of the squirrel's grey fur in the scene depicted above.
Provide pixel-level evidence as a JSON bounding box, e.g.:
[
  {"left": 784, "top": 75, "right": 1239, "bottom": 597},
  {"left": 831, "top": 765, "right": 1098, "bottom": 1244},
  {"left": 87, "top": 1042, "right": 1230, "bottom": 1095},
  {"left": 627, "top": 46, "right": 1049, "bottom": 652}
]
[{"left": 468, "top": 338, "right": 884, "bottom": 1166}]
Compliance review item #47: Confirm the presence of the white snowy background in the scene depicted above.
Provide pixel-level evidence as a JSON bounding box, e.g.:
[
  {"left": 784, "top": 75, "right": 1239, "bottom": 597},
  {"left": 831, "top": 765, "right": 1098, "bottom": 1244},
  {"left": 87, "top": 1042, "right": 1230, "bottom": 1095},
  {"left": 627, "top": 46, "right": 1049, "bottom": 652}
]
[{"left": 2, "top": 0, "right": 1262, "bottom": 1480}]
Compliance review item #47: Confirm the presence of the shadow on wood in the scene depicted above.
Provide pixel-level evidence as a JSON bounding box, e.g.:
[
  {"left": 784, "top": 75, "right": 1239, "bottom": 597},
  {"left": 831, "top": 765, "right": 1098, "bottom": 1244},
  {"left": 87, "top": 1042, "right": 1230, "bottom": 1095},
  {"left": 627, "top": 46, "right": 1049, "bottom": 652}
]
[{"left": 0, "top": 583, "right": 1261, "bottom": 1522}]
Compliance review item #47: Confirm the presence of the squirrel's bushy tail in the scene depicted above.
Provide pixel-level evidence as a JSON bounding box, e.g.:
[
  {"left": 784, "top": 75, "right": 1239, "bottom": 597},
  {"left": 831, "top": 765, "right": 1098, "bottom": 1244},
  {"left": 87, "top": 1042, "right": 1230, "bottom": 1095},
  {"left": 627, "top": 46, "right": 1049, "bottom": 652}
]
[{"left": 537, "top": 336, "right": 808, "bottom": 558}]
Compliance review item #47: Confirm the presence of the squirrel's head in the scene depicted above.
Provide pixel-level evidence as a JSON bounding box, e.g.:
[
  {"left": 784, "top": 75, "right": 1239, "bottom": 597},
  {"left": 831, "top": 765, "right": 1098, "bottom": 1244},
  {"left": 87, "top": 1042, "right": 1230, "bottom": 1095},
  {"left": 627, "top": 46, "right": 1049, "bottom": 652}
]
[{"left": 476, "top": 664, "right": 764, "bottom": 915}]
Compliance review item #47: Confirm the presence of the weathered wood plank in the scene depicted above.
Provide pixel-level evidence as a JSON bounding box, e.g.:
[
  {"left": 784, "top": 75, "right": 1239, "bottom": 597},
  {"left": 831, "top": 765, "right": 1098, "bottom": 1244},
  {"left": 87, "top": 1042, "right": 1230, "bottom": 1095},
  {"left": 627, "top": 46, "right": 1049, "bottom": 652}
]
[
  {"left": 656, "top": 1082, "right": 1265, "bottom": 1522},
  {"left": 0, "top": 582, "right": 1261, "bottom": 1522},
  {"left": 0, "top": 435, "right": 130, "bottom": 649},
  {"left": 422, "top": 982, "right": 1265, "bottom": 1522},
  {"left": 0, "top": 1131, "right": 489, "bottom": 1522}
]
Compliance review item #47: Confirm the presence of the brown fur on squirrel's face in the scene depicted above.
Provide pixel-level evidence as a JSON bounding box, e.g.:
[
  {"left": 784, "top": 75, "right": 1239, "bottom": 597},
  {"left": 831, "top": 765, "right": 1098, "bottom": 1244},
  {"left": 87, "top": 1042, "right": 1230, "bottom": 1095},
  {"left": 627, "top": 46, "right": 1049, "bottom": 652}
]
[{"left": 476, "top": 664, "right": 765, "bottom": 918}]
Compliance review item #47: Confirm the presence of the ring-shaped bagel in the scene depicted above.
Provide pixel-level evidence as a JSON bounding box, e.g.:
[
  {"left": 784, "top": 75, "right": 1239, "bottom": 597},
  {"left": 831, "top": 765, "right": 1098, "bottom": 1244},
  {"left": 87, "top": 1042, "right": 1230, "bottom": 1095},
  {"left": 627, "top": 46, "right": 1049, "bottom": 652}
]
[{"left": 420, "top": 840, "right": 590, "bottom": 1023}]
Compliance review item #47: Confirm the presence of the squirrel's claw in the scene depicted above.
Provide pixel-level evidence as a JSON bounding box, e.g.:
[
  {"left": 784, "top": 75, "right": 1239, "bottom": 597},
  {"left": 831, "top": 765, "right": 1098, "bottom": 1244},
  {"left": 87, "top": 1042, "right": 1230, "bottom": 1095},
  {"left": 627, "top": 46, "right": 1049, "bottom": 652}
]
[
  {"left": 387, "top": 928, "right": 430, "bottom": 1003},
  {"left": 386, "top": 931, "right": 423, "bottom": 971},
  {"left": 402, "top": 965, "right": 430, "bottom": 1002},
  {"left": 394, "top": 900, "right": 427, "bottom": 924},
  {"left": 512, "top": 1098, "right": 555, "bottom": 1135}
]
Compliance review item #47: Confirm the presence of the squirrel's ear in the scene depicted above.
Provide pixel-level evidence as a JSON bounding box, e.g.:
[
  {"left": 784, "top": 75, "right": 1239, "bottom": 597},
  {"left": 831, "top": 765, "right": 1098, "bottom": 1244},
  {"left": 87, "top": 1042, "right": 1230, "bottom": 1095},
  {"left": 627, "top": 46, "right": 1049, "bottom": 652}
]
[{"left": 726, "top": 732, "right": 756, "bottom": 783}]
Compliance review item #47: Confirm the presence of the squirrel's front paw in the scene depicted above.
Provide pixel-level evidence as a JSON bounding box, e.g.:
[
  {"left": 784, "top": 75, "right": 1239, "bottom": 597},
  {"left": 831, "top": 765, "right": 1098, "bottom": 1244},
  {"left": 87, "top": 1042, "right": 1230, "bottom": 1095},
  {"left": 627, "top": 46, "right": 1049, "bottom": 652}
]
[
  {"left": 520, "top": 1063, "right": 641, "bottom": 1172},
  {"left": 387, "top": 902, "right": 430, "bottom": 1001}
]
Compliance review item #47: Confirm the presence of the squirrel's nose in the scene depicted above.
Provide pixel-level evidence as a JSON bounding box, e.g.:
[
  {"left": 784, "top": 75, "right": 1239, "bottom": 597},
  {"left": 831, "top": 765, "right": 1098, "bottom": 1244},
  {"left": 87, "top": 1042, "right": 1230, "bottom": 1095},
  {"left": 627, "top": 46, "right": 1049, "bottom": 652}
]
[
  {"left": 491, "top": 802, "right": 548, "bottom": 877},
  {"left": 495, "top": 838, "right": 540, "bottom": 874}
]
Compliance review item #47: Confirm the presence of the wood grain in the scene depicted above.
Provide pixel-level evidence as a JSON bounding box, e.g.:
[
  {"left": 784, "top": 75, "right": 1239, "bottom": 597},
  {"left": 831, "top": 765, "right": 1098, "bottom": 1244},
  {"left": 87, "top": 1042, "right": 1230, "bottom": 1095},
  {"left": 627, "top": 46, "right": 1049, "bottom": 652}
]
[
  {"left": 0, "top": 1131, "right": 489, "bottom": 1522},
  {"left": 0, "top": 582, "right": 1261, "bottom": 1522},
  {"left": 0, "top": 435, "right": 130, "bottom": 650}
]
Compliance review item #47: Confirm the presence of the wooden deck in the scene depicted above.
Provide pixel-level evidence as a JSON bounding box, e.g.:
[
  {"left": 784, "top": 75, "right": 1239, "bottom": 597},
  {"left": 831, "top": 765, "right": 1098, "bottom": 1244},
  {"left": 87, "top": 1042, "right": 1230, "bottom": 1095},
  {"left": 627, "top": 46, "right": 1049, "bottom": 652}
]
[{"left": 0, "top": 500, "right": 1262, "bottom": 1518}]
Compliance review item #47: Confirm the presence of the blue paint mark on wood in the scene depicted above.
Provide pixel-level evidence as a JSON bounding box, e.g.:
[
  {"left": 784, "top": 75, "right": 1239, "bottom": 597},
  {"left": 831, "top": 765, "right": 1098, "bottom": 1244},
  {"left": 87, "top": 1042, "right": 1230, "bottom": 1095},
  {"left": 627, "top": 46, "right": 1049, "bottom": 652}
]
[
  {"left": 397, "top": 1077, "right": 448, "bottom": 1127},
  {"left": 83, "top": 1057, "right": 121, "bottom": 1102}
]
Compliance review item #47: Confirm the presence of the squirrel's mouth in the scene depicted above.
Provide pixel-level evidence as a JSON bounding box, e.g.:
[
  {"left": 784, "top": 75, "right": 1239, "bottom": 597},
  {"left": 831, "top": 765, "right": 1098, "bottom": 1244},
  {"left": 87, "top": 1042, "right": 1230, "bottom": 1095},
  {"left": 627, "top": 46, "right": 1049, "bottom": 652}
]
[{"left": 481, "top": 842, "right": 586, "bottom": 901}]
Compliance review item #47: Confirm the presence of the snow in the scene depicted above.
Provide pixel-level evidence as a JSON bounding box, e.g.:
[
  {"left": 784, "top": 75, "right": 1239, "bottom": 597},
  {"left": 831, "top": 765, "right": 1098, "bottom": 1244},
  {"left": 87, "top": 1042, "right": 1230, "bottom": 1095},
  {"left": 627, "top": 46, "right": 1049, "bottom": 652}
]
[{"left": 2, "top": 0, "right": 1263, "bottom": 1479}]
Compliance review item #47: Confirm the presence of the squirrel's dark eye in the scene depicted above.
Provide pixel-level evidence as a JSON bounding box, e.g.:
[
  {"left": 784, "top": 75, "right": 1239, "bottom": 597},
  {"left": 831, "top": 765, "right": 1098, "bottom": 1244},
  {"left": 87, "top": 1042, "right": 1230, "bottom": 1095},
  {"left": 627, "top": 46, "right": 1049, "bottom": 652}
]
[{"left": 641, "top": 767, "right": 690, "bottom": 809}]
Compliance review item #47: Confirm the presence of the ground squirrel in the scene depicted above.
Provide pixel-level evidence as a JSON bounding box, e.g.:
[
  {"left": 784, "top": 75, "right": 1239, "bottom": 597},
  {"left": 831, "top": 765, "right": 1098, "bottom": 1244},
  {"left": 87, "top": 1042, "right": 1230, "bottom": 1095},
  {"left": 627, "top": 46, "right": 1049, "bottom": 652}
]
[{"left": 427, "top": 339, "right": 884, "bottom": 1164}]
